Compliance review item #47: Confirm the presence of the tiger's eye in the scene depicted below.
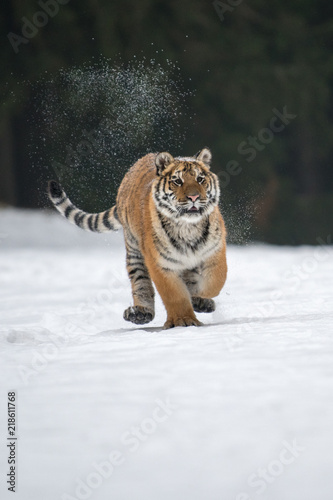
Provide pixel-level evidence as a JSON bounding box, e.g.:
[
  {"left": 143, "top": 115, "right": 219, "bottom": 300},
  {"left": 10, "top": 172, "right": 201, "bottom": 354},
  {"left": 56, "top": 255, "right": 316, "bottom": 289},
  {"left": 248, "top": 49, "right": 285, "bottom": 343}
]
[
  {"left": 173, "top": 178, "right": 182, "bottom": 186},
  {"left": 197, "top": 176, "right": 205, "bottom": 184}
]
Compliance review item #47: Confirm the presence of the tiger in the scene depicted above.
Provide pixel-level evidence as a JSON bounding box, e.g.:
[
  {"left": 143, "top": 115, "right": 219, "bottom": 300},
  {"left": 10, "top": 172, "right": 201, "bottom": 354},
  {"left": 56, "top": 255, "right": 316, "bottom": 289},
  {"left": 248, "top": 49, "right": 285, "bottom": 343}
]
[{"left": 47, "top": 148, "right": 227, "bottom": 329}]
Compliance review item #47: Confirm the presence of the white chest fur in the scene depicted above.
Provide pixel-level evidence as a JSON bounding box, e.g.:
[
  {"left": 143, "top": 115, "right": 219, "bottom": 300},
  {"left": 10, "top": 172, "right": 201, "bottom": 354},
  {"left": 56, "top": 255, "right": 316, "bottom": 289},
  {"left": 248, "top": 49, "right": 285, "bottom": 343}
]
[{"left": 154, "top": 214, "right": 222, "bottom": 271}]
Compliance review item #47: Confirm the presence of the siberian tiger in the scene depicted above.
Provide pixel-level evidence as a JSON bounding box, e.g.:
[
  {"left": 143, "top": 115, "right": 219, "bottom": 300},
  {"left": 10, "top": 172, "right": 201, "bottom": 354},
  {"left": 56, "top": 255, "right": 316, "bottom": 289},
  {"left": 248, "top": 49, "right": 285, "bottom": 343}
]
[{"left": 47, "top": 148, "right": 227, "bottom": 329}]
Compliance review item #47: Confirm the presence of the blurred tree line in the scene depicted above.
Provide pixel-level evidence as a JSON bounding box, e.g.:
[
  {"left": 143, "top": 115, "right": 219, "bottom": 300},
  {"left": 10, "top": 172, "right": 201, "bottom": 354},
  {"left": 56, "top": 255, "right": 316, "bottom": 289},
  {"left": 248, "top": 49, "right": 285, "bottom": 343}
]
[{"left": 1, "top": 0, "right": 333, "bottom": 244}]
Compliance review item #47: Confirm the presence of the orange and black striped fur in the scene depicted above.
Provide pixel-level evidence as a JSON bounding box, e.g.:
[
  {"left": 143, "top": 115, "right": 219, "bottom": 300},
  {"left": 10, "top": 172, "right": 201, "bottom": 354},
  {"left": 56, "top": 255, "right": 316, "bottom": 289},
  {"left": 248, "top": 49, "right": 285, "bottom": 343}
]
[{"left": 48, "top": 148, "right": 227, "bottom": 329}]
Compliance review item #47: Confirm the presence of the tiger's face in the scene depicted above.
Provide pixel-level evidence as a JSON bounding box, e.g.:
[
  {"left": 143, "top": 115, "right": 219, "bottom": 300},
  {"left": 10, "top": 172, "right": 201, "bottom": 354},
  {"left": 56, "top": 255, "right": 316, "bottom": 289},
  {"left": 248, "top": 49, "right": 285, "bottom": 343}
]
[{"left": 153, "top": 148, "right": 220, "bottom": 222}]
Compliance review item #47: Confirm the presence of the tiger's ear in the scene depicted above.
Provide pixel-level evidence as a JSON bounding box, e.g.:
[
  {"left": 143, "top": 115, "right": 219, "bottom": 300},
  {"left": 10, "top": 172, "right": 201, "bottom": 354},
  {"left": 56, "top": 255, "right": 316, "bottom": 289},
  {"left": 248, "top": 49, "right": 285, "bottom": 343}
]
[
  {"left": 195, "top": 148, "right": 212, "bottom": 167},
  {"left": 155, "top": 152, "right": 174, "bottom": 176}
]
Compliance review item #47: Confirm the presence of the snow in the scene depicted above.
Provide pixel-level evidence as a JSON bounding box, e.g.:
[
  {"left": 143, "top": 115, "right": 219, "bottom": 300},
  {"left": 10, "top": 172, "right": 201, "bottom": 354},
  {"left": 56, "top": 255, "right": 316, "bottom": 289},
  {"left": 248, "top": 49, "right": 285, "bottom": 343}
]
[{"left": 1, "top": 207, "right": 333, "bottom": 500}]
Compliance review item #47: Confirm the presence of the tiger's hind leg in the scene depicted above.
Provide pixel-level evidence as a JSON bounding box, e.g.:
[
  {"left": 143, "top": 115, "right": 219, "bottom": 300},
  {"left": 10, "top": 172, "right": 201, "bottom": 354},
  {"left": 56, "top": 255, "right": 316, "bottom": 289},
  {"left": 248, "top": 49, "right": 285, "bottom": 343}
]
[
  {"left": 192, "top": 297, "right": 216, "bottom": 313},
  {"left": 123, "top": 232, "right": 155, "bottom": 325},
  {"left": 181, "top": 268, "right": 216, "bottom": 313},
  {"left": 182, "top": 244, "right": 228, "bottom": 314}
]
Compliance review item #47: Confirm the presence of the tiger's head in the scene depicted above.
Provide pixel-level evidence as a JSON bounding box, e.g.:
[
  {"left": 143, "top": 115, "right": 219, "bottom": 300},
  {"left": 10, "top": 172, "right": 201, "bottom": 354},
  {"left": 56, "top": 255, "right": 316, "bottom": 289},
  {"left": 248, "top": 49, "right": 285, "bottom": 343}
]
[{"left": 153, "top": 148, "right": 220, "bottom": 222}]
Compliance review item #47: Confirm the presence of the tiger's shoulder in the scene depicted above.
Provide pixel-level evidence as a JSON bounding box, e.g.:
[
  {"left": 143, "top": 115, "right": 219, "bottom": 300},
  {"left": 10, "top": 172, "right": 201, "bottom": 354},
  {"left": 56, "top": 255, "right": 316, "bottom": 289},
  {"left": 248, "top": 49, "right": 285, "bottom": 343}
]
[{"left": 116, "top": 153, "right": 157, "bottom": 215}]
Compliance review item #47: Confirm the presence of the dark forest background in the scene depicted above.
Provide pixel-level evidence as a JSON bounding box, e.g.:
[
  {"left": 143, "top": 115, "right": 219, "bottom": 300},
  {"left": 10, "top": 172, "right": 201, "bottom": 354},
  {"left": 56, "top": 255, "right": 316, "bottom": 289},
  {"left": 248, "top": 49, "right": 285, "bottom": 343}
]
[{"left": 1, "top": 0, "right": 333, "bottom": 244}]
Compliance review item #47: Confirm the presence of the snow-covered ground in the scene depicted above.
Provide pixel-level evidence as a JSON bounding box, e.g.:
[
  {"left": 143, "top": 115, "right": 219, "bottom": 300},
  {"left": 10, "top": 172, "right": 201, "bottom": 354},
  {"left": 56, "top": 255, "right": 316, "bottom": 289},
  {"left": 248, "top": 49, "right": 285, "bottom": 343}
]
[{"left": 1, "top": 208, "right": 333, "bottom": 500}]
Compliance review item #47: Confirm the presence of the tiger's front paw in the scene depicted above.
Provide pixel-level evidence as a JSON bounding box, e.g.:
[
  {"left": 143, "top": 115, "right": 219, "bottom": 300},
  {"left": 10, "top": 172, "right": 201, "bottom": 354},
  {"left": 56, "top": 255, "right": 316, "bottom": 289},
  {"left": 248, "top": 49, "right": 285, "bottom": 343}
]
[
  {"left": 163, "top": 316, "right": 203, "bottom": 329},
  {"left": 123, "top": 306, "right": 154, "bottom": 325},
  {"left": 192, "top": 297, "right": 216, "bottom": 313}
]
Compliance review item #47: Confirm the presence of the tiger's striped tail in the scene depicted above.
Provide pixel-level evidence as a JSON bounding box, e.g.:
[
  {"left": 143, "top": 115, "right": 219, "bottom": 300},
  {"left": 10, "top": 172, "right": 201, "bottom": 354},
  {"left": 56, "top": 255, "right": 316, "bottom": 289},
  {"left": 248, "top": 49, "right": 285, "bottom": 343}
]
[{"left": 47, "top": 180, "right": 122, "bottom": 233}]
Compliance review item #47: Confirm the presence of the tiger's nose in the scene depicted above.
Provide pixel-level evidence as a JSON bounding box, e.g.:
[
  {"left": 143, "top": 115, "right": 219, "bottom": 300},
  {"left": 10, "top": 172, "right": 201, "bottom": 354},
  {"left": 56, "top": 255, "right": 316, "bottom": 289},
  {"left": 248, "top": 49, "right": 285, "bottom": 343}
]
[{"left": 187, "top": 194, "right": 199, "bottom": 202}]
